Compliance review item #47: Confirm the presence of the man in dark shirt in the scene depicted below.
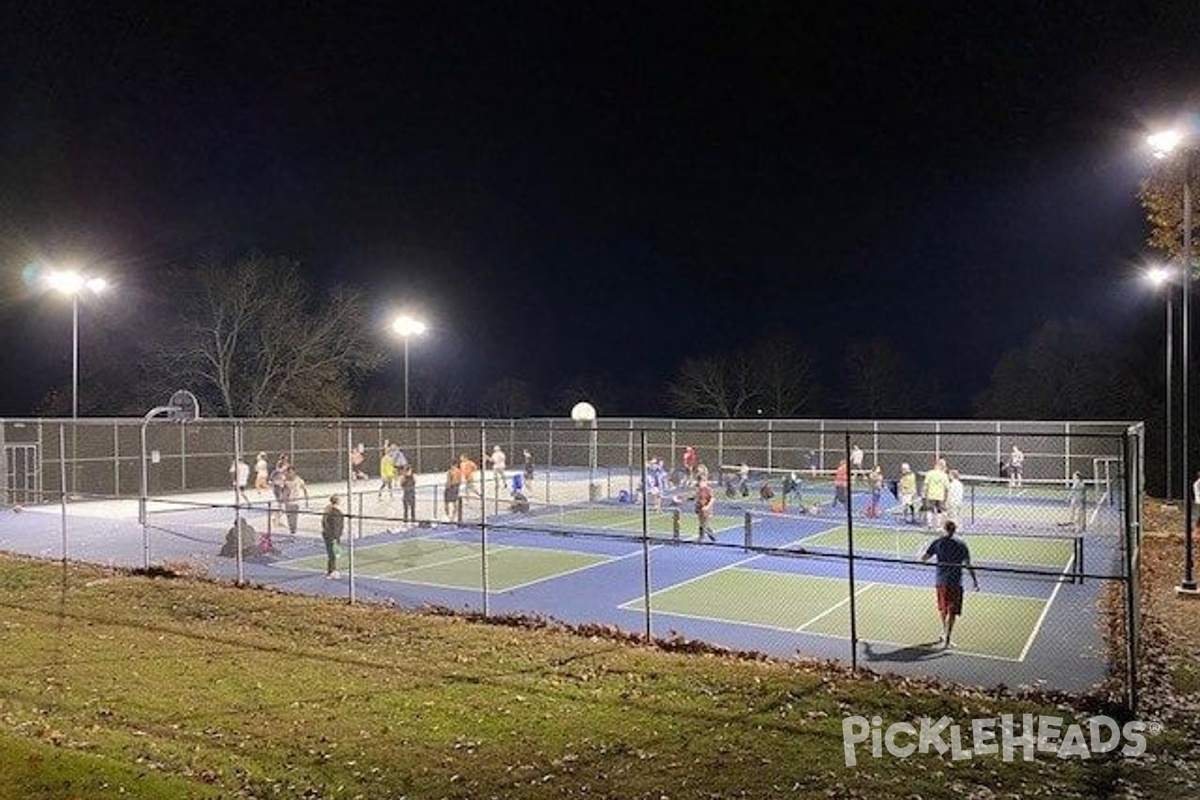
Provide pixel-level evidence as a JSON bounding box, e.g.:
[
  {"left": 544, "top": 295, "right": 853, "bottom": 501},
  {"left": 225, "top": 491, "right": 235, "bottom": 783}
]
[{"left": 921, "top": 520, "right": 979, "bottom": 648}]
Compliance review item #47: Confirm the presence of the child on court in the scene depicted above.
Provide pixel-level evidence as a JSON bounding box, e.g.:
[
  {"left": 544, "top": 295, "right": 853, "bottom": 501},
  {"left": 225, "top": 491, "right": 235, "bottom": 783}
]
[{"left": 378, "top": 447, "right": 397, "bottom": 499}]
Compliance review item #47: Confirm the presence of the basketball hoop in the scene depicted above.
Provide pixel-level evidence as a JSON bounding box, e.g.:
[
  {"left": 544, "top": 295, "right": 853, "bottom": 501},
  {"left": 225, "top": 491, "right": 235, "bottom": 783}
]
[
  {"left": 168, "top": 390, "right": 201, "bottom": 422},
  {"left": 570, "top": 401, "right": 596, "bottom": 428}
]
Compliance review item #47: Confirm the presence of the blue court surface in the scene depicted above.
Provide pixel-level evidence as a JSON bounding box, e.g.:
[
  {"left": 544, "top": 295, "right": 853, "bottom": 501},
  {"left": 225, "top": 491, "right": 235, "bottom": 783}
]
[{"left": 0, "top": 482, "right": 1122, "bottom": 694}]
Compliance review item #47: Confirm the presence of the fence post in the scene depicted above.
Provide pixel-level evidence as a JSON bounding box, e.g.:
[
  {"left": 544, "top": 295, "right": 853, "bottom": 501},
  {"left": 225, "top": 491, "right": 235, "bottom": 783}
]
[
  {"left": 640, "top": 430, "right": 651, "bottom": 642},
  {"left": 481, "top": 423, "right": 489, "bottom": 618},
  {"left": 58, "top": 425, "right": 68, "bottom": 565},
  {"left": 233, "top": 424, "right": 244, "bottom": 586},
  {"left": 1123, "top": 429, "right": 1141, "bottom": 712},
  {"left": 844, "top": 430, "right": 858, "bottom": 672}
]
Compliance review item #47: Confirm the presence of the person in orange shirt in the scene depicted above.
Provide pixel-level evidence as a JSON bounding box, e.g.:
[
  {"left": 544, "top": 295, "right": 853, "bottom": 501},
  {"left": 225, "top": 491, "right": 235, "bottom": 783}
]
[
  {"left": 833, "top": 459, "right": 850, "bottom": 509},
  {"left": 458, "top": 454, "right": 479, "bottom": 497}
]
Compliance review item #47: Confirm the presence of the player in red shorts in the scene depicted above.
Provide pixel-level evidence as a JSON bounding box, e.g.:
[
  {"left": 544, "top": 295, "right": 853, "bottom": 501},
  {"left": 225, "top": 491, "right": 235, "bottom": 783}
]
[{"left": 920, "top": 520, "right": 979, "bottom": 648}]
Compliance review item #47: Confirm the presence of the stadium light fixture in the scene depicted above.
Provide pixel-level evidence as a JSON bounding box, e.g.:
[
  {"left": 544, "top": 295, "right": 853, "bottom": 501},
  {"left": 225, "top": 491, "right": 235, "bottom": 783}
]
[
  {"left": 1147, "top": 125, "right": 1198, "bottom": 594},
  {"left": 46, "top": 268, "right": 109, "bottom": 419},
  {"left": 391, "top": 314, "right": 427, "bottom": 417}
]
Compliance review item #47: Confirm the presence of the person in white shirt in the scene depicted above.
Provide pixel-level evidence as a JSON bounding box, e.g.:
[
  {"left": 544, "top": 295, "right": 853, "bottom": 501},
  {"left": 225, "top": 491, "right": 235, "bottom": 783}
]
[
  {"left": 946, "top": 469, "right": 965, "bottom": 525},
  {"left": 1009, "top": 446, "right": 1025, "bottom": 488},
  {"left": 486, "top": 445, "right": 509, "bottom": 493},
  {"left": 849, "top": 445, "right": 864, "bottom": 481},
  {"left": 229, "top": 457, "right": 251, "bottom": 505}
]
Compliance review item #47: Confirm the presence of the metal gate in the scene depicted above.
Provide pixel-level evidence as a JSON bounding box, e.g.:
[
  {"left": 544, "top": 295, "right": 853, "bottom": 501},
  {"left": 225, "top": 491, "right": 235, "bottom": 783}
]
[{"left": 4, "top": 444, "right": 40, "bottom": 506}]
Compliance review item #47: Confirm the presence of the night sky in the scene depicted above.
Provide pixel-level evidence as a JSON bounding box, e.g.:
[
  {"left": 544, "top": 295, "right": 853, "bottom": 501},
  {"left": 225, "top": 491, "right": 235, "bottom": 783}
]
[{"left": 3, "top": 1, "right": 1199, "bottom": 416}]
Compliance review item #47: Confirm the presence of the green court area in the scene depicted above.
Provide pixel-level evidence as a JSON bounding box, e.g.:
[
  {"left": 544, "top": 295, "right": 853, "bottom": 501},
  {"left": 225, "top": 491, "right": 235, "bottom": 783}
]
[
  {"left": 796, "top": 526, "right": 1078, "bottom": 570},
  {"left": 626, "top": 568, "right": 1047, "bottom": 661},
  {"left": 520, "top": 505, "right": 746, "bottom": 540},
  {"left": 967, "top": 499, "right": 1076, "bottom": 527},
  {"left": 283, "top": 536, "right": 614, "bottom": 591}
]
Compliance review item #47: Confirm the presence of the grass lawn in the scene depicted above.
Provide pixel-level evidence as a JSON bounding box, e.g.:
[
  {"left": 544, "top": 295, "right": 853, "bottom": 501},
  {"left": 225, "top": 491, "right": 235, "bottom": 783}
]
[{"left": 0, "top": 551, "right": 1189, "bottom": 799}]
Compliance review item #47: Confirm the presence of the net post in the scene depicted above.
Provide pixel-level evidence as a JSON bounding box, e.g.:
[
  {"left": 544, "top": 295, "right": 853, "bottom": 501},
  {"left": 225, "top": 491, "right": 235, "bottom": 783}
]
[
  {"left": 456, "top": 495, "right": 463, "bottom": 526},
  {"left": 1077, "top": 535, "right": 1084, "bottom": 585},
  {"left": 672, "top": 508, "right": 680, "bottom": 540},
  {"left": 743, "top": 511, "right": 752, "bottom": 550}
]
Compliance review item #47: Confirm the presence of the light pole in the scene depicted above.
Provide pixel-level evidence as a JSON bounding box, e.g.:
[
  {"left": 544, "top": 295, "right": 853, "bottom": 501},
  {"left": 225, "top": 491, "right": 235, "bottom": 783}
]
[
  {"left": 391, "top": 315, "right": 426, "bottom": 417},
  {"left": 1147, "top": 265, "right": 1177, "bottom": 502},
  {"left": 1149, "top": 128, "right": 1197, "bottom": 593},
  {"left": 47, "top": 270, "right": 108, "bottom": 418}
]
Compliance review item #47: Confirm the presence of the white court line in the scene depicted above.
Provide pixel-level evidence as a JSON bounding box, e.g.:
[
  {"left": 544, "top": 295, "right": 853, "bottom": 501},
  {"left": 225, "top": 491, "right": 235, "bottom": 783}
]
[
  {"left": 631, "top": 603, "right": 1022, "bottom": 662},
  {"left": 373, "top": 543, "right": 513, "bottom": 577},
  {"left": 796, "top": 582, "right": 876, "bottom": 631},
  {"left": 1017, "top": 550, "right": 1077, "bottom": 662},
  {"left": 500, "top": 544, "right": 664, "bottom": 593},
  {"left": 615, "top": 550, "right": 834, "bottom": 612},
  {"left": 797, "top": 626, "right": 1024, "bottom": 663}
]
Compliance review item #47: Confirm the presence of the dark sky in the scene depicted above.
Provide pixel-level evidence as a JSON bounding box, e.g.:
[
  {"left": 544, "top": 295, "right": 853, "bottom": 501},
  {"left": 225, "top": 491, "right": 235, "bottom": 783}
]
[{"left": 2, "top": 1, "right": 1199, "bottom": 416}]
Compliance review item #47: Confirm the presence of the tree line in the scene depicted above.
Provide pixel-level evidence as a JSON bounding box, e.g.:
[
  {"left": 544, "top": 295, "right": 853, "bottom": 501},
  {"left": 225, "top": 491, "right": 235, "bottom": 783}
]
[
  {"left": 37, "top": 250, "right": 1155, "bottom": 424},
  {"left": 33, "top": 159, "right": 1192, "bottom": 423}
]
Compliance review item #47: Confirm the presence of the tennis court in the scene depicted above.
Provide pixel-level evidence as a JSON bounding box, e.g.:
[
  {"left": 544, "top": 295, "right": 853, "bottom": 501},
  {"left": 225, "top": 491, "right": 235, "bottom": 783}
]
[
  {"left": 277, "top": 502, "right": 753, "bottom": 589},
  {"left": 622, "top": 555, "right": 1067, "bottom": 662},
  {"left": 282, "top": 533, "right": 619, "bottom": 591},
  {"left": 0, "top": 451, "right": 1128, "bottom": 694}
]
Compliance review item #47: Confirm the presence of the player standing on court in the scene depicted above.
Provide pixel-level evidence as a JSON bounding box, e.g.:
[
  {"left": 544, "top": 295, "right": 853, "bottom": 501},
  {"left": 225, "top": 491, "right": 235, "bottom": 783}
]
[
  {"left": 898, "top": 463, "right": 918, "bottom": 524},
  {"left": 695, "top": 475, "right": 716, "bottom": 542},
  {"left": 920, "top": 520, "right": 979, "bottom": 649},
  {"left": 400, "top": 465, "right": 417, "bottom": 527},
  {"left": 833, "top": 459, "right": 850, "bottom": 508},
  {"left": 682, "top": 445, "right": 698, "bottom": 487},
  {"left": 282, "top": 466, "right": 309, "bottom": 537},
  {"left": 444, "top": 460, "right": 462, "bottom": 522},
  {"left": 922, "top": 458, "right": 950, "bottom": 530},
  {"left": 865, "top": 464, "right": 884, "bottom": 518},
  {"left": 1009, "top": 445, "right": 1025, "bottom": 488},
  {"left": 253, "top": 451, "right": 269, "bottom": 493},
  {"left": 378, "top": 446, "right": 397, "bottom": 499},
  {"left": 523, "top": 448, "right": 535, "bottom": 484},
  {"left": 486, "top": 445, "right": 508, "bottom": 493},
  {"left": 459, "top": 453, "right": 479, "bottom": 497},
  {"left": 321, "top": 495, "right": 345, "bottom": 579},
  {"left": 229, "top": 457, "right": 251, "bottom": 505}
]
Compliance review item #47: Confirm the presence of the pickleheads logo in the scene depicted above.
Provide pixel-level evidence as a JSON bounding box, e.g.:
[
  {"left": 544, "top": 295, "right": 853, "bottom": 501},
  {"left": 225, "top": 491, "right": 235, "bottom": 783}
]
[{"left": 842, "top": 714, "right": 1153, "bottom": 767}]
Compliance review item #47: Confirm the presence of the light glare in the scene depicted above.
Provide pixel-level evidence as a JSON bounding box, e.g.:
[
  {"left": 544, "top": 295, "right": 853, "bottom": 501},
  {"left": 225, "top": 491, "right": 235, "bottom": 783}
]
[
  {"left": 392, "top": 315, "right": 427, "bottom": 338},
  {"left": 1148, "top": 129, "right": 1184, "bottom": 157},
  {"left": 46, "top": 269, "right": 109, "bottom": 296},
  {"left": 1146, "top": 266, "right": 1170, "bottom": 286},
  {"left": 47, "top": 270, "right": 85, "bottom": 295}
]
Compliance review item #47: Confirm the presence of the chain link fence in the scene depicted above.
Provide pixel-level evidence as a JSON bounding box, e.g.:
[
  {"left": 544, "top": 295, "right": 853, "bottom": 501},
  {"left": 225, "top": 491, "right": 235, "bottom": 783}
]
[{"left": 0, "top": 417, "right": 1143, "bottom": 709}]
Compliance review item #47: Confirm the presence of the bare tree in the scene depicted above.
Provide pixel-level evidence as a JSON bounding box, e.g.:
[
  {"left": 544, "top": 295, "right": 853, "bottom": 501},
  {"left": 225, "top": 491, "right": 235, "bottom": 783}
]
[
  {"left": 553, "top": 376, "right": 618, "bottom": 417},
  {"left": 841, "top": 338, "right": 910, "bottom": 417},
  {"left": 163, "top": 253, "right": 383, "bottom": 416},
  {"left": 482, "top": 377, "right": 535, "bottom": 418},
  {"left": 748, "top": 332, "right": 822, "bottom": 416},
  {"left": 667, "top": 354, "right": 755, "bottom": 418}
]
